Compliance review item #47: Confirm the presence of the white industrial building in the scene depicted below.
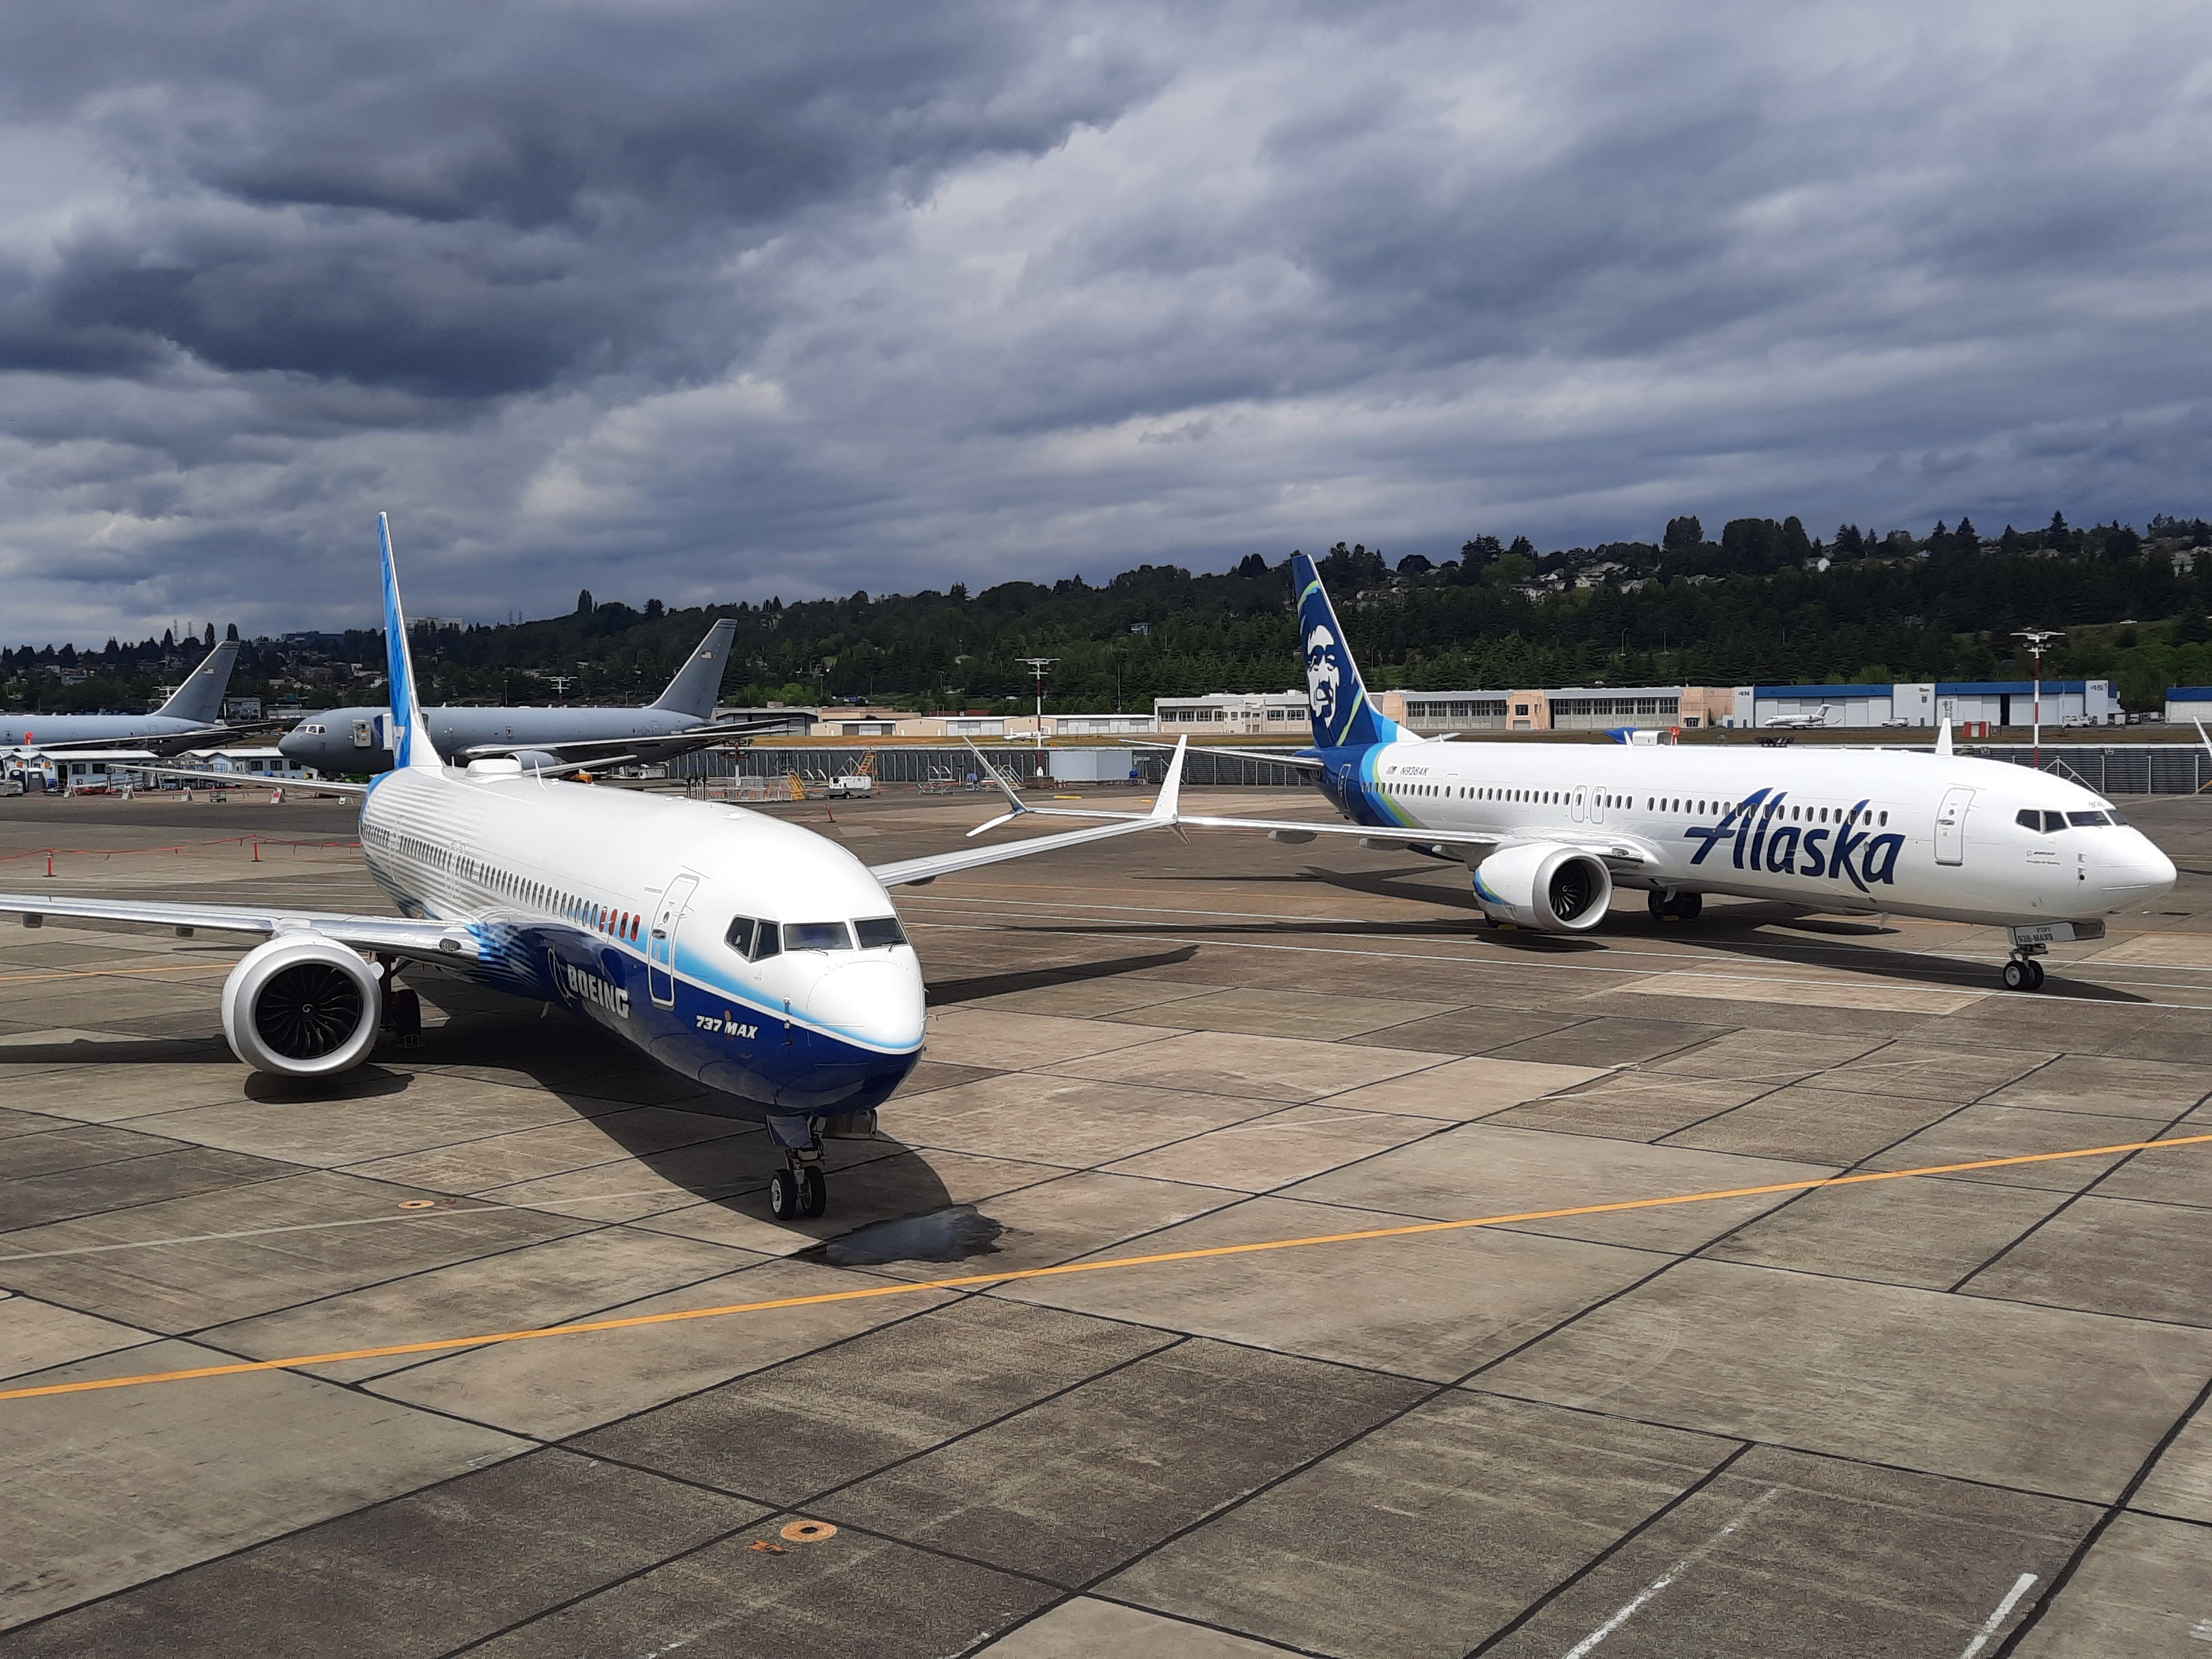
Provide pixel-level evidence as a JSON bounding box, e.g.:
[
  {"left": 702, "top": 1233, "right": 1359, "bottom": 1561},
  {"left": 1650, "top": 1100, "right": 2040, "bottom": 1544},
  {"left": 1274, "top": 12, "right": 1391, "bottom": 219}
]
[
  {"left": 1739, "top": 681, "right": 2119, "bottom": 729},
  {"left": 1154, "top": 692, "right": 1311, "bottom": 734},
  {"left": 2166, "top": 688, "right": 2212, "bottom": 725}
]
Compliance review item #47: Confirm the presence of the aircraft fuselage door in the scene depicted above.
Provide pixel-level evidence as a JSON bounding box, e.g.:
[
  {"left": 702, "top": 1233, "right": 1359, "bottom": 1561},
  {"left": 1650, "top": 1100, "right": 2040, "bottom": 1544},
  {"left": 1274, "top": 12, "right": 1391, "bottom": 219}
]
[
  {"left": 1572, "top": 785, "right": 1588, "bottom": 823},
  {"left": 648, "top": 873, "right": 701, "bottom": 1008},
  {"left": 353, "top": 718, "right": 376, "bottom": 749},
  {"left": 1934, "top": 786, "right": 1974, "bottom": 866}
]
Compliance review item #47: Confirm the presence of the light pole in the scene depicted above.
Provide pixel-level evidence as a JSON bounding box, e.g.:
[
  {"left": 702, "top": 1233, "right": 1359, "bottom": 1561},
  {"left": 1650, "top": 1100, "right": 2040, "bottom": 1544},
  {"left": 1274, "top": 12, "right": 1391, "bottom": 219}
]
[
  {"left": 2013, "top": 629, "right": 2063, "bottom": 768},
  {"left": 1019, "top": 657, "right": 1057, "bottom": 781}
]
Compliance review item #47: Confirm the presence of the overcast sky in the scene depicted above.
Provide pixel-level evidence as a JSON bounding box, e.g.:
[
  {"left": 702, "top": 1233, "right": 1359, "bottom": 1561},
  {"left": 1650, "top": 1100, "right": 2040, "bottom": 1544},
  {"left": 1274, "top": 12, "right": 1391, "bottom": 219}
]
[{"left": 3, "top": 0, "right": 2209, "bottom": 643}]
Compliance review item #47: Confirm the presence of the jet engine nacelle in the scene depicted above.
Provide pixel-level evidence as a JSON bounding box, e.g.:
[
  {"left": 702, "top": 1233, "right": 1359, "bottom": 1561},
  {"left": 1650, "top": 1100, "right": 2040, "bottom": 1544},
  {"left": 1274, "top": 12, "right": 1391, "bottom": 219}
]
[
  {"left": 509, "top": 751, "right": 561, "bottom": 772},
  {"left": 1472, "top": 842, "right": 1613, "bottom": 931},
  {"left": 222, "top": 935, "right": 383, "bottom": 1077}
]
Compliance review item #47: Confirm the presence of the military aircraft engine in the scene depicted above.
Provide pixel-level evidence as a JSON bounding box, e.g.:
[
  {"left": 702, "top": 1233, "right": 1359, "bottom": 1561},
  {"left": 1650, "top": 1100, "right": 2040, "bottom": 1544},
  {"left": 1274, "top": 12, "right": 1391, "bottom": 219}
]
[
  {"left": 221, "top": 936, "right": 384, "bottom": 1077},
  {"left": 1472, "top": 842, "right": 1613, "bottom": 932}
]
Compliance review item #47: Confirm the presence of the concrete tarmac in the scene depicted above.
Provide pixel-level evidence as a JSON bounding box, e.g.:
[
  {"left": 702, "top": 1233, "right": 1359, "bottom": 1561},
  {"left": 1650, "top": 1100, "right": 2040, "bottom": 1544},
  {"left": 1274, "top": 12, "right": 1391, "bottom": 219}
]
[{"left": 0, "top": 785, "right": 2208, "bottom": 1656}]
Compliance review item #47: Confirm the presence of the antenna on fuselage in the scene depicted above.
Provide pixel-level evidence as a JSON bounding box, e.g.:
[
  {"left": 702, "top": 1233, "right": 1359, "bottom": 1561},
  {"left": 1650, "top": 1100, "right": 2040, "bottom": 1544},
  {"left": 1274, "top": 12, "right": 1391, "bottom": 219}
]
[{"left": 1934, "top": 717, "right": 1954, "bottom": 758}]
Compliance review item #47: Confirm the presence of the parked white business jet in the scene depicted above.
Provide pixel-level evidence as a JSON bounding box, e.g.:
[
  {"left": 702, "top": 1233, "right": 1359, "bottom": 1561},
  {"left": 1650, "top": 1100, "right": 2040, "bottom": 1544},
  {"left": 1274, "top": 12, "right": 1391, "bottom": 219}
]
[
  {"left": 0, "top": 518, "right": 1188, "bottom": 1220},
  {"left": 975, "top": 552, "right": 2177, "bottom": 992},
  {"left": 1762, "top": 703, "right": 1835, "bottom": 730}
]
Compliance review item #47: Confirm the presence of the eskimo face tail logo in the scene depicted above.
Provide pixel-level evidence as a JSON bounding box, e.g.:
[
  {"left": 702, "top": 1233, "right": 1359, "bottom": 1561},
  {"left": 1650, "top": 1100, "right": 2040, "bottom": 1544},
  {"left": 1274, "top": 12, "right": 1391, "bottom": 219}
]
[
  {"left": 1305, "top": 623, "right": 1343, "bottom": 737},
  {"left": 1684, "top": 789, "right": 1906, "bottom": 891}
]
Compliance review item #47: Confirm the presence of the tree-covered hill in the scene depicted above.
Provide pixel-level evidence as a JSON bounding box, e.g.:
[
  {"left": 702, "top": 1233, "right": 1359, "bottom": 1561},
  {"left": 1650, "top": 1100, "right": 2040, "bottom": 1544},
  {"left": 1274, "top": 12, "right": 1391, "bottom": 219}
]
[{"left": 6, "top": 511, "right": 2211, "bottom": 716}]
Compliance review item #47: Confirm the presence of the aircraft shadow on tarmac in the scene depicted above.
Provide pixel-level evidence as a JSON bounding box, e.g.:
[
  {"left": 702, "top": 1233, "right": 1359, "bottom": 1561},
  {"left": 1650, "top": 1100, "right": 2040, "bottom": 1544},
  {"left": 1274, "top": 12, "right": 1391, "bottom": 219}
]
[
  {"left": 925, "top": 945, "right": 1200, "bottom": 1006},
  {"left": 1022, "top": 870, "right": 2152, "bottom": 1003},
  {"left": 391, "top": 976, "right": 972, "bottom": 1241},
  {"left": 0, "top": 979, "right": 993, "bottom": 1254}
]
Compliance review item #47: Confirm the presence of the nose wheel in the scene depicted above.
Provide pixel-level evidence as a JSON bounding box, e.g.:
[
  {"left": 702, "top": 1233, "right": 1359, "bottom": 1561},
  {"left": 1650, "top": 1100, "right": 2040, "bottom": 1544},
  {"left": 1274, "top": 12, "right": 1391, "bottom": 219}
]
[
  {"left": 769, "top": 1155, "right": 828, "bottom": 1220},
  {"left": 2002, "top": 951, "right": 2047, "bottom": 992}
]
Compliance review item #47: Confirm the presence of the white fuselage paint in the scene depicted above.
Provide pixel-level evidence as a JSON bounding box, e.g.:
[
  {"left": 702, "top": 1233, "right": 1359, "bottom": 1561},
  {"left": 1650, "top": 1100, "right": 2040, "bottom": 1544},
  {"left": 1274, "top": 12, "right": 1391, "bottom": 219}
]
[
  {"left": 357, "top": 764, "right": 925, "bottom": 1114},
  {"left": 1347, "top": 741, "right": 2176, "bottom": 926}
]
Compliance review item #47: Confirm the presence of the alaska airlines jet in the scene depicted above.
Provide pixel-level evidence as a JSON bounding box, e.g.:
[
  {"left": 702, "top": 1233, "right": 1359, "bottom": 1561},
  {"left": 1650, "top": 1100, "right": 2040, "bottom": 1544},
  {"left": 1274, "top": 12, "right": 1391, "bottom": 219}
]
[
  {"left": 0, "top": 641, "right": 260, "bottom": 756},
  {"left": 977, "top": 552, "right": 2177, "bottom": 992},
  {"left": 0, "top": 519, "right": 1187, "bottom": 1221},
  {"left": 279, "top": 618, "right": 799, "bottom": 776}
]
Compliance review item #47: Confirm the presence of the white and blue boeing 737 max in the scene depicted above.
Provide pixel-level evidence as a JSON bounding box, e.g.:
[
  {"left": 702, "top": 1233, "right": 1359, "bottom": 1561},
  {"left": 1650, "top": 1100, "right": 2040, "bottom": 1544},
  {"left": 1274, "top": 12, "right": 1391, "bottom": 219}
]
[
  {"left": 0, "top": 519, "right": 1188, "bottom": 1221},
  {"left": 975, "top": 551, "right": 2177, "bottom": 992}
]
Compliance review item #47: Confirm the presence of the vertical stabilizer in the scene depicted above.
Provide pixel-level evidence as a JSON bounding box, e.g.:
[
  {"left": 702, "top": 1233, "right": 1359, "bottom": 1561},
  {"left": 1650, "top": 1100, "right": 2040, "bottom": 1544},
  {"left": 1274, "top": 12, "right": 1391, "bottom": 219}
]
[
  {"left": 650, "top": 617, "right": 737, "bottom": 719},
  {"left": 377, "top": 514, "right": 443, "bottom": 773},
  {"left": 1289, "top": 552, "right": 1401, "bottom": 749},
  {"left": 154, "top": 640, "right": 239, "bottom": 724}
]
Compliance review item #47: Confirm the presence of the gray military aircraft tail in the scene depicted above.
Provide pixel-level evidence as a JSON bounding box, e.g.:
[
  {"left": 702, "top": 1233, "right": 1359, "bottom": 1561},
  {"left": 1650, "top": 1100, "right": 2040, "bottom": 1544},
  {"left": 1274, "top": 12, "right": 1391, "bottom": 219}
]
[
  {"left": 279, "top": 617, "right": 795, "bottom": 775},
  {"left": 0, "top": 641, "right": 273, "bottom": 756}
]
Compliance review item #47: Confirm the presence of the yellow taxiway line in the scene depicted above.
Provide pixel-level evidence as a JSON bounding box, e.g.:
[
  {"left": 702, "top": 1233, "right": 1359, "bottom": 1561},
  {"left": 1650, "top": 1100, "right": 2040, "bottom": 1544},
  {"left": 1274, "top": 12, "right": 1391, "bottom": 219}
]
[{"left": 4, "top": 1131, "right": 2206, "bottom": 1404}]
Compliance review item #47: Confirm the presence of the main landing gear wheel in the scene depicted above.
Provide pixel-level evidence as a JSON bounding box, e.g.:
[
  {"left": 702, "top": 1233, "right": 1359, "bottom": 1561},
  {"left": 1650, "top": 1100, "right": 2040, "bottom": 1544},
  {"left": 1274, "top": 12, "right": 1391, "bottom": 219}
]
[
  {"left": 2002, "top": 958, "right": 2047, "bottom": 992},
  {"left": 769, "top": 1168, "right": 799, "bottom": 1219},
  {"left": 798, "top": 1165, "right": 827, "bottom": 1219},
  {"left": 1648, "top": 890, "right": 1703, "bottom": 923}
]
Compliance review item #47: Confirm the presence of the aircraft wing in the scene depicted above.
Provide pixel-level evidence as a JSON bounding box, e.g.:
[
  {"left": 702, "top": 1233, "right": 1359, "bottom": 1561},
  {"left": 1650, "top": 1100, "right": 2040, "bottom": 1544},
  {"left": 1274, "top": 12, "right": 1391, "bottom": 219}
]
[
  {"left": 1130, "top": 740, "right": 1324, "bottom": 769},
  {"left": 451, "top": 716, "right": 800, "bottom": 768},
  {"left": 115, "top": 764, "right": 373, "bottom": 798},
  {"left": 12, "top": 723, "right": 283, "bottom": 759},
  {"left": 0, "top": 893, "right": 485, "bottom": 966},
  {"left": 869, "top": 738, "right": 1189, "bottom": 887},
  {"left": 869, "top": 817, "right": 1171, "bottom": 888},
  {"left": 1170, "top": 812, "right": 1657, "bottom": 867},
  {"left": 948, "top": 741, "right": 1652, "bottom": 867}
]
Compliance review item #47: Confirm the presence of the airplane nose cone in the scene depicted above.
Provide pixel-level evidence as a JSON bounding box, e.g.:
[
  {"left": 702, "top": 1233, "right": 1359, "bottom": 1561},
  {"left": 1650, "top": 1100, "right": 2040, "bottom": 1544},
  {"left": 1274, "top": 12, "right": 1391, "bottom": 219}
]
[
  {"left": 276, "top": 729, "right": 312, "bottom": 761},
  {"left": 803, "top": 956, "right": 925, "bottom": 1051},
  {"left": 2127, "top": 837, "right": 2178, "bottom": 891},
  {"left": 2101, "top": 834, "right": 2178, "bottom": 907}
]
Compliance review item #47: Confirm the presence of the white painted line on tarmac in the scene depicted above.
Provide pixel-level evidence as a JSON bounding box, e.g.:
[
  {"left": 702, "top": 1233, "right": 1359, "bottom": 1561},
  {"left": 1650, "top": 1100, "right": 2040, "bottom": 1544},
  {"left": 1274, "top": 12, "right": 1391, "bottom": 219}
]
[
  {"left": 1957, "top": 1572, "right": 2038, "bottom": 1658},
  {"left": 1562, "top": 1486, "right": 1781, "bottom": 1657}
]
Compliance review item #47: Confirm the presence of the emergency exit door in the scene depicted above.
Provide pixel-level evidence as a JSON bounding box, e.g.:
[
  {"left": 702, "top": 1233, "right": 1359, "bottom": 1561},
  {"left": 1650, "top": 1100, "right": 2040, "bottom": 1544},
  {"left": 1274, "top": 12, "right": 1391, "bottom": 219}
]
[{"left": 1934, "top": 787, "right": 1974, "bottom": 865}]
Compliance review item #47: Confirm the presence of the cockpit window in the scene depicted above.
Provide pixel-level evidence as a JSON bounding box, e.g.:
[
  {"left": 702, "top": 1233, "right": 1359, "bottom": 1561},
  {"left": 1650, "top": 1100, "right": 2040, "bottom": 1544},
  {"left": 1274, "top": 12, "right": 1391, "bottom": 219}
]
[
  {"left": 782, "top": 921, "right": 853, "bottom": 952},
  {"left": 2018, "top": 810, "right": 2074, "bottom": 833},
  {"left": 725, "top": 916, "right": 781, "bottom": 962},
  {"left": 854, "top": 917, "right": 908, "bottom": 948},
  {"left": 2066, "top": 810, "right": 2114, "bottom": 827}
]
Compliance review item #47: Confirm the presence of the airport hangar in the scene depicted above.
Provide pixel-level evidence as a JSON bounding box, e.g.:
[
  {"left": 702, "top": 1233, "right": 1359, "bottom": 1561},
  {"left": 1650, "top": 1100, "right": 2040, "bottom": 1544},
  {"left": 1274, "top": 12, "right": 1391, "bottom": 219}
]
[{"left": 0, "top": 778, "right": 2207, "bottom": 1656}]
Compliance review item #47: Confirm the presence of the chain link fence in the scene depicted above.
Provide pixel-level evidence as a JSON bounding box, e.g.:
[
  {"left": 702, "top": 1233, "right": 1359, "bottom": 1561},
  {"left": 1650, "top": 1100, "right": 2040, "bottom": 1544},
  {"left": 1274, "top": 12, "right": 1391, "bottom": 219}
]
[
  {"left": 662, "top": 744, "right": 1319, "bottom": 790},
  {"left": 1961, "top": 745, "right": 2210, "bottom": 796}
]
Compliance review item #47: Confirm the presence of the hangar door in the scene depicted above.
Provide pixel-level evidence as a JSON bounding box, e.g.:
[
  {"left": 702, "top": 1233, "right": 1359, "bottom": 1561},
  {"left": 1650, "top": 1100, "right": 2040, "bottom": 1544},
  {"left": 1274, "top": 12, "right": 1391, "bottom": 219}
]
[{"left": 1934, "top": 787, "right": 1974, "bottom": 866}]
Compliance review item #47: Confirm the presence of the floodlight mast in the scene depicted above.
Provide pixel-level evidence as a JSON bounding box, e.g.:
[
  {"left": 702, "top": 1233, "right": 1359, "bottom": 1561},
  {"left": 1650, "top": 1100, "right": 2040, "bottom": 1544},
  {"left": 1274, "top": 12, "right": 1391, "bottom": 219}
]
[
  {"left": 2013, "top": 629, "right": 2063, "bottom": 768},
  {"left": 1019, "top": 657, "right": 1057, "bottom": 778}
]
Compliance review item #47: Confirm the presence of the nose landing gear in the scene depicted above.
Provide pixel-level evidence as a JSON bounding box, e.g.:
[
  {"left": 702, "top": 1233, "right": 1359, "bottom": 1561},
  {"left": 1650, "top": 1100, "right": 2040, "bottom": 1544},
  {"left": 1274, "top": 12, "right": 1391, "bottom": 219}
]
[
  {"left": 2002, "top": 947, "right": 2047, "bottom": 992},
  {"left": 769, "top": 1156, "right": 827, "bottom": 1220}
]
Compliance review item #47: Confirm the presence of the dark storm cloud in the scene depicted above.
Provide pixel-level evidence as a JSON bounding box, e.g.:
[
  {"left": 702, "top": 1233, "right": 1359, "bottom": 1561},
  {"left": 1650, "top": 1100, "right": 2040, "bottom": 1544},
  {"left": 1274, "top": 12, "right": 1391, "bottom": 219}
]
[
  {"left": 0, "top": 1, "right": 1159, "bottom": 397},
  {"left": 3, "top": 0, "right": 2210, "bottom": 642}
]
